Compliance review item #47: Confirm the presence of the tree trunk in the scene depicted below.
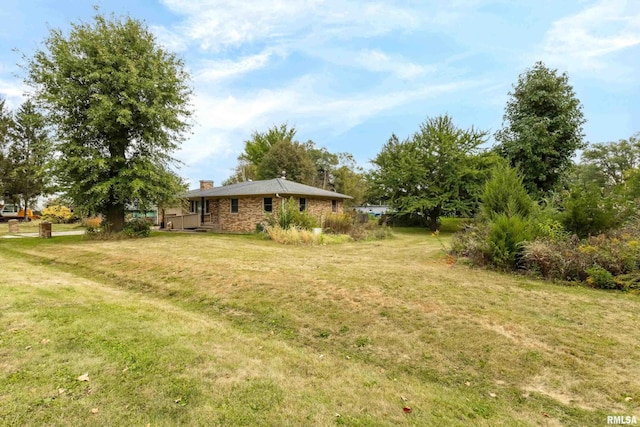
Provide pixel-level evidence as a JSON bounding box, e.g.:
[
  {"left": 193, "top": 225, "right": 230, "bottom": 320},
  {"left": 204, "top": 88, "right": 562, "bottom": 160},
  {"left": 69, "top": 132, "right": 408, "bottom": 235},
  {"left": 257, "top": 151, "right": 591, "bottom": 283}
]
[
  {"left": 105, "top": 203, "right": 126, "bottom": 233},
  {"left": 428, "top": 212, "right": 439, "bottom": 231},
  {"left": 23, "top": 197, "right": 29, "bottom": 222}
]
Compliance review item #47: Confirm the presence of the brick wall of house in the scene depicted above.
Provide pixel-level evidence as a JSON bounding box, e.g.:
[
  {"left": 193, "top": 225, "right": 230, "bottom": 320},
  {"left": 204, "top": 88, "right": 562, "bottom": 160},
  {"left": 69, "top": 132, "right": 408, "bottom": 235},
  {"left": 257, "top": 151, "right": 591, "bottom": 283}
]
[
  {"left": 208, "top": 196, "right": 344, "bottom": 233},
  {"left": 305, "top": 198, "right": 343, "bottom": 225}
]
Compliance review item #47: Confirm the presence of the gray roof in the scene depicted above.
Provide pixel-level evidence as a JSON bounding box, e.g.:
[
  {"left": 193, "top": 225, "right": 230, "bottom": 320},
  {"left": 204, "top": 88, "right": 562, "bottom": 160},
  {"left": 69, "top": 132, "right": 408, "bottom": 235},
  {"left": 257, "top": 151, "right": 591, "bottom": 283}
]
[{"left": 184, "top": 178, "right": 352, "bottom": 199}]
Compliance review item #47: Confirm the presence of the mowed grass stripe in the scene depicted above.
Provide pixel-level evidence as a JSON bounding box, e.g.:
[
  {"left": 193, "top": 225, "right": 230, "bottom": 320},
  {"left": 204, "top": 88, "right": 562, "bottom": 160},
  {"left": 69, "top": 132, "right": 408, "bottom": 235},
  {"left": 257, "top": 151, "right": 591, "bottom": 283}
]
[
  {"left": 1, "top": 251, "right": 465, "bottom": 426},
  {"left": 1, "top": 231, "right": 638, "bottom": 425}
]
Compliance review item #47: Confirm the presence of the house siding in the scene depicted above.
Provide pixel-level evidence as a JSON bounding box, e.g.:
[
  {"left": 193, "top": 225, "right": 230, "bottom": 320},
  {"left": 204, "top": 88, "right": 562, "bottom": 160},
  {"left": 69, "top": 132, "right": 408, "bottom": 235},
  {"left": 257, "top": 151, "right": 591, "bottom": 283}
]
[{"left": 205, "top": 196, "right": 344, "bottom": 233}]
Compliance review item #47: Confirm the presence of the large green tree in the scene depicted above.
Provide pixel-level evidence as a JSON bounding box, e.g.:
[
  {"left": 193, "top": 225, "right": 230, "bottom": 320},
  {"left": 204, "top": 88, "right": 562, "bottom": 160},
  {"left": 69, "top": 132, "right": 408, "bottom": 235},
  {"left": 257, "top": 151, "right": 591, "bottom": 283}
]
[
  {"left": 495, "top": 61, "right": 585, "bottom": 196},
  {"left": 6, "top": 99, "right": 53, "bottom": 219},
  {"left": 240, "top": 123, "right": 296, "bottom": 166},
  {"left": 256, "top": 139, "right": 316, "bottom": 184},
  {"left": 224, "top": 123, "right": 297, "bottom": 185},
  {"left": 581, "top": 133, "right": 639, "bottom": 186},
  {"left": 26, "top": 12, "right": 191, "bottom": 231},
  {"left": 369, "top": 115, "right": 496, "bottom": 230}
]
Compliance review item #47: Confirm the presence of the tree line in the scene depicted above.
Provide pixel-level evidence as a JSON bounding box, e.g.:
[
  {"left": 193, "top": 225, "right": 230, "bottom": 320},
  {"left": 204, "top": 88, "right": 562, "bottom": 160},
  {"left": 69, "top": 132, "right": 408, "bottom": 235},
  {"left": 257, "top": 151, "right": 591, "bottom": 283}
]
[{"left": 2, "top": 9, "right": 636, "bottom": 243}]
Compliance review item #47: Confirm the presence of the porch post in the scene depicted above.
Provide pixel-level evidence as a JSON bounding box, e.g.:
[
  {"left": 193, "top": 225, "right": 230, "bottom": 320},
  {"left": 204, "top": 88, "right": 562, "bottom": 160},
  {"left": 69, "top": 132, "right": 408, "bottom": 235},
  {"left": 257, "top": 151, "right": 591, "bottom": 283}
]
[{"left": 201, "top": 197, "right": 205, "bottom": 225}]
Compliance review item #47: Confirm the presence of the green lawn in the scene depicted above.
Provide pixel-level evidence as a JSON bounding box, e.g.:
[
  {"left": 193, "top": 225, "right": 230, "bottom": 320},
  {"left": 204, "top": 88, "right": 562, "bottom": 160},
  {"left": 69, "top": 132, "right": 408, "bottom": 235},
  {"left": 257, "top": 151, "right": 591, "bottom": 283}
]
[{"left": 0, "top": 229, "right": 638, "bottom": 426}]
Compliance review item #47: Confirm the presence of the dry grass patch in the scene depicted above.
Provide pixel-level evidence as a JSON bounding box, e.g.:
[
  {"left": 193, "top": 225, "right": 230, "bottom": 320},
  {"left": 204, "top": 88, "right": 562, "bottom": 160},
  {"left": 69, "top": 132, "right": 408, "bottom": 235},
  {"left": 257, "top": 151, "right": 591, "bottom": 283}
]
[{"left": 1, "top": 229, "right": 639, "bottom": 425}]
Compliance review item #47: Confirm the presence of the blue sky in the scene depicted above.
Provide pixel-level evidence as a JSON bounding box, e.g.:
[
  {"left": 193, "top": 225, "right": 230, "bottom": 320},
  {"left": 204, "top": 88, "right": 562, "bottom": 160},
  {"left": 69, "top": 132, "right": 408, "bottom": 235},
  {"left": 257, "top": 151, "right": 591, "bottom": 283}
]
[{"left": 1, "top": 0, "right": 639, "bottom": 188}]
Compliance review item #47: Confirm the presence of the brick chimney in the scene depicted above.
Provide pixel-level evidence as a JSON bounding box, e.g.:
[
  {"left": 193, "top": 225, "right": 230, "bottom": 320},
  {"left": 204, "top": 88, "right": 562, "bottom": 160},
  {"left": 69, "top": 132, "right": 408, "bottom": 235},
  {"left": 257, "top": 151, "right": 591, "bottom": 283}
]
[{"left": 199, "top": 180, "right": 214, "bottom": 190}]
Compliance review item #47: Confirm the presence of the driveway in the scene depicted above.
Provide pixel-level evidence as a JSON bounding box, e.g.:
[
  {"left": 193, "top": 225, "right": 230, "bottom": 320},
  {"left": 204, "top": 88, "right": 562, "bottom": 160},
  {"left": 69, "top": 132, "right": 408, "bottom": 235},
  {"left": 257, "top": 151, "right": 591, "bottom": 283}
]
[{"left": 1, "top": 230, "right": 86, "bottom": 238}]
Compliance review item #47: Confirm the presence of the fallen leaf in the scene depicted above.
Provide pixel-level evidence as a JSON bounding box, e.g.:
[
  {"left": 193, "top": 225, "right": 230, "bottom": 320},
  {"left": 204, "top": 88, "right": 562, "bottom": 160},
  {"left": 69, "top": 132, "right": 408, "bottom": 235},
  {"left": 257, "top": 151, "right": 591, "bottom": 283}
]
[
  {"left": 489, "top": 392, "right": 497, "bottom": 398},
  {"left": 403, "top": 407, "right": 412, "bottom": 414},
  {"left": 319, "top": 354, "right": 324, "bottom": 358},
  {"left": 91, "top": 408, "right": 99, "bottom": 414},
  {"left": 335, "top": 413, "right": 341, "bottom": 418},
  {"left": 464, "top": 381, "right": 471, "bottom": 386},
  {"left": 625, "top": 397, "right": 633, "bottom": 402},
  {"left": 77, "top": 373, "right": 90, "bottom": 382},
  {"left": 122, "top": 367, "right": 129, "bottom": 372},
  {"left": 25, "top": 346, "right": 32, "bottom": 350},
  {"left": 495, "top": 380, "right": 506, "bottom": 385},
  {"left": 400, "top": 396, "right": 408, "bottom": 402},
  {"left": 174, "top": 398, "right": 181, "bottom": 404},
  {"left": 41, "top": 339, "right": 50, "bottom": 344},
  {"left": 542, "top": 412, "right": 550, "bottom": 418},
  {"left": 57, "top": 388, "right": 65, "bottom": 395}
]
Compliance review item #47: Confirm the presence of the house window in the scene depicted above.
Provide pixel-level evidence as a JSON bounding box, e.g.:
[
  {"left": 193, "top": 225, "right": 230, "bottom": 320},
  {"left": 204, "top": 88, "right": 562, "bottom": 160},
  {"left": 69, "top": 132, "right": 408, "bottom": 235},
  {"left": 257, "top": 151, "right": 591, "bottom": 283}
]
[
  {"left": 190, "top": 200, "right": 199, "bottom": 213},
  {"left": 231, "top": 198, "right": 239, "bottom": 213},
  {"left": 299, "top": 198, "right": 306, "bottom": 212},
  {"left": 332, "top": 199, "right": 337, "bottom": 213},
  {"left": 264, "top": 197, "right": 273, "bottom": 212},
  {"left": 205, "top": 200, "right": 210, "bottom": 213}
]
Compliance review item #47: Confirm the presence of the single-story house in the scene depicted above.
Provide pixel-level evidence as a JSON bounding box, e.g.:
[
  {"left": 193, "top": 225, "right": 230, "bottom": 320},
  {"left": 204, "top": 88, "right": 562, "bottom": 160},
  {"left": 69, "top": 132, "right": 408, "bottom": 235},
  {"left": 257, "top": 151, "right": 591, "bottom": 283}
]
[{"left": 165, "top": 178, "right": 352, "bottom": 233}]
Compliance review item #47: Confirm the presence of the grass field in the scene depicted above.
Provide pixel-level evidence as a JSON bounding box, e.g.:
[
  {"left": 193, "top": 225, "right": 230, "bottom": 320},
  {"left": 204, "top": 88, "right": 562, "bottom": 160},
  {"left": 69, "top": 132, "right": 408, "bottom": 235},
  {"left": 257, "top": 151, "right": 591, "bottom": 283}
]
[{"left": 1, "top": 228, "right": 638, "bottom": 426}]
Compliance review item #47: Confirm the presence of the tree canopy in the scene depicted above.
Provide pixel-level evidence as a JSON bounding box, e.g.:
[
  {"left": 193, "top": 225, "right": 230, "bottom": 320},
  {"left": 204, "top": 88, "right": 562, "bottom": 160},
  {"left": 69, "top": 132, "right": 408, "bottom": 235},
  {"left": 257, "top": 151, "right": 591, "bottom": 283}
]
[
  {"left": 369, "top": 114, "right": 497, "bottom": 230},
  {"left": 240, "top": 123, "right": 296, "bottom": 166},
  {"left": 0, "top": 98, "right": 12, "bottom": 200},
  {"left": 580, "top": 133, "right": 640, "bottom": 186},
  {"left": 495, "top": 61, "right": 585, "bottom": 196},
  {"left": 256, "top": 139, "right": 316, "bottom": 184},
  {"left": 225, "top": 123, "right": 368, "bottom": 204},
  {"left": 26, "top": 11, "right": 191, "bottom": 231},
  {"left": 5, "top": 99, "right": 53, "bottom": 218}
]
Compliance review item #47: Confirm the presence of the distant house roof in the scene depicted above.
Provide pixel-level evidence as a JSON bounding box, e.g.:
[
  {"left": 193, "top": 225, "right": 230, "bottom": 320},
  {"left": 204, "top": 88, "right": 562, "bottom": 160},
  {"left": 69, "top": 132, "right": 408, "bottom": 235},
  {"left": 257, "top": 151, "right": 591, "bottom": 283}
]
[
  {"left": 184, "top": 178, "right": 352, "bottom": 200},
  {"left": 354, "top": 205, "right": 391, "bottom": 215}
]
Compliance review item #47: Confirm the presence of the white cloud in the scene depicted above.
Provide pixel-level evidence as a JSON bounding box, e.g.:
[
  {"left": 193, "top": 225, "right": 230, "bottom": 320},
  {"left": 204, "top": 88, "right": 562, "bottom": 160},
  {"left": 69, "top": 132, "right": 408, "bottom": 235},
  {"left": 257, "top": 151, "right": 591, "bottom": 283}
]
[
  {"left": 194, "top": 51, "right": 274, "bottom": 82},
  {"left": 354, "top": 49, "right": 435, "bottom": 80},
  {"left": 159, "top": 0, "right": 422, "bottom": 51},
  {"left": 178, "top": 74, "right": 478, "bottom": 169},
  {"left": 0, "top": 77, "right": 26, "bottom": 109},
  {"left": 542, "top": 0, "right": 640, "bottom": 77},
  {"left": 154, "top": 0, "right": 496, "bottom": 183},
  {"left": 150, "top": 24, "right": 188, "bottom": 52}
]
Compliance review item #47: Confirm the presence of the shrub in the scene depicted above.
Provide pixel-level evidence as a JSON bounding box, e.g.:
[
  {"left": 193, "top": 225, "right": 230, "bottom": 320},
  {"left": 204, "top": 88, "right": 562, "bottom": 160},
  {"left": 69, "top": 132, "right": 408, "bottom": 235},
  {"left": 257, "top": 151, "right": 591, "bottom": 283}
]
[
  {"left": 266, "top": 198, "right": 318, "bottom": 230},
  {"left": 522, "top": 225, "right": 640, "bottom": 287},
  {"left": 529, "top": 213, "right": 568, "bottom": 242},
  {"left": 560, "top": 183, "right": 622, "bottom": 238},
  {"left": 266, "top": 225, "right": 322, "bottom": 245},
  {"left": 83, "top": 216, "right": 102, "bottom": 228},
  {"left": 585, "top": 266, "right": 616, "bottom": 289},
  {"left": 123, "top": 218, "right": 151, "bottom": 238},
  {"left": 323, "top": 213, "right": 353, "bottom": 234},
  {"left": 41, "top": 205, "right": 75, "bottom": 224},
  {"left": 481, "top": 164, "right": 533, "bottom": 220},
  {"left": 521, "top": 237, "right": 590, "bottom": 281},
  {"left": 486, "top": 214, "right": 532, "bottom": 270},
  {"left": 370, "top": 226, "right": 393, "bottom": 240},
  {"left": 450, "top": 222, "right": 491, "bottom": 266}
]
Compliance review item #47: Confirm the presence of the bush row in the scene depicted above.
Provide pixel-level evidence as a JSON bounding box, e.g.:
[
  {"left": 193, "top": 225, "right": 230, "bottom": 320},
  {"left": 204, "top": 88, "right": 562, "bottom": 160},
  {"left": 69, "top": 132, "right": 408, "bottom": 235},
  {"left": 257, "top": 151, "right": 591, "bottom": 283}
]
[{"left": 450, "top": 164, "right": 640, "bottom": 291}]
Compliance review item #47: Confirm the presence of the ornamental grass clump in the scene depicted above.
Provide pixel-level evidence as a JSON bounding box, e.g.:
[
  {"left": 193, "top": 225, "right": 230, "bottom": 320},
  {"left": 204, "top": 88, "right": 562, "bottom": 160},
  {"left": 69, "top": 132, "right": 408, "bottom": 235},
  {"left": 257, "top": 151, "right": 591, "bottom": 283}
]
[{"left": 266, "top": 197, "right": 318, "bottom": 230}]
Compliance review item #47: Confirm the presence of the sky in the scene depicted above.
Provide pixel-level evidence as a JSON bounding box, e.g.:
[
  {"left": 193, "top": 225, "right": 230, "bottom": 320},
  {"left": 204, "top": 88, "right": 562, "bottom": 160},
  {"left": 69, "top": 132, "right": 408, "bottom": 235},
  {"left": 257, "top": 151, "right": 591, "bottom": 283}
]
[{"left": 1, "top": 0, "right": 639, "bottom": 189}]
